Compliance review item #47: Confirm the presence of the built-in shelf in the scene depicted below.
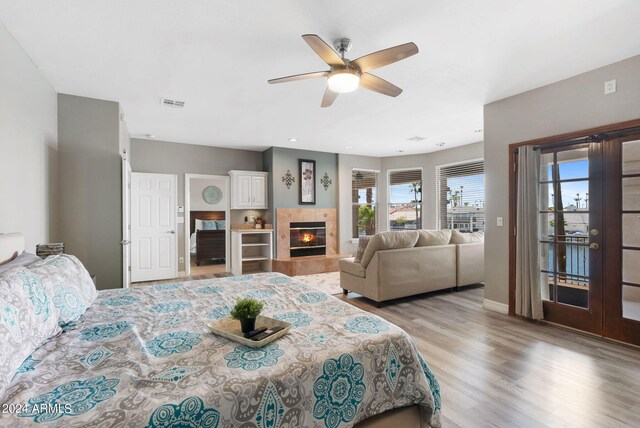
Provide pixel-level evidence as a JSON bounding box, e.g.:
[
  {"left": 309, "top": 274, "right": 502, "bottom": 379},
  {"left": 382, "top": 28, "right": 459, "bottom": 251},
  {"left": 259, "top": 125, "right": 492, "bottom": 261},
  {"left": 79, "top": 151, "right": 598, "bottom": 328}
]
[{"left": 231, "top": 229, "right": 273, "bottom": 275}]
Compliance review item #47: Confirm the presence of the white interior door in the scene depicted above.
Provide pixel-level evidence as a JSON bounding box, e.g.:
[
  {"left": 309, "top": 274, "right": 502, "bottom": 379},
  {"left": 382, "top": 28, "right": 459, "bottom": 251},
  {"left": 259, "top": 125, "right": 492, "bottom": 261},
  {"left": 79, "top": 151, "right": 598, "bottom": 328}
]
[
  {"left": 131, "top": 173, "right": 177, "bottom": 282},
  {"left": 122, "top": 158, "right": 131, "bottom": 287}
]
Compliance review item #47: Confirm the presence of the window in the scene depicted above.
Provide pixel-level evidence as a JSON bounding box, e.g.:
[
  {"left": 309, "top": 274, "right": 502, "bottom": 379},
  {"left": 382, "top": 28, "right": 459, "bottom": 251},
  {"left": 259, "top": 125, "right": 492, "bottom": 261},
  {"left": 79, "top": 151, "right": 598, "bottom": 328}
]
[
  {"left": 352, "top": 169, "right": 378, "bottom": 238},
  {"left": 388, "top": 169, "right": 422, "bottom": 230},
  {"left": 437, "top": 160, "right": 485, "bottom": 231}
]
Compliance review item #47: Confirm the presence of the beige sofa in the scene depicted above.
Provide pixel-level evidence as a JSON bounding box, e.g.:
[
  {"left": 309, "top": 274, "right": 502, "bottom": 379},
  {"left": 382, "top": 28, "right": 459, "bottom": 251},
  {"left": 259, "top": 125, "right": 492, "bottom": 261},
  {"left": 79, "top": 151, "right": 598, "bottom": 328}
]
[{"left": 339, "top": 230, "right": 484, "bottom": 303}]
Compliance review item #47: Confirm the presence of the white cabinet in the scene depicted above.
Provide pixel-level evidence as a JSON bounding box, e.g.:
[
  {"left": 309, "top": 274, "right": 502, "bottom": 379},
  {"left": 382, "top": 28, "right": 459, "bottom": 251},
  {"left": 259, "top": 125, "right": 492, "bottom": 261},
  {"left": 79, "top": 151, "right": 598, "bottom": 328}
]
[
  {"left": 231, "top": 229, "right": 273, "bottom": 275},
  {"left": 229, "top": 171, "right": 268, "bottom": 209}
]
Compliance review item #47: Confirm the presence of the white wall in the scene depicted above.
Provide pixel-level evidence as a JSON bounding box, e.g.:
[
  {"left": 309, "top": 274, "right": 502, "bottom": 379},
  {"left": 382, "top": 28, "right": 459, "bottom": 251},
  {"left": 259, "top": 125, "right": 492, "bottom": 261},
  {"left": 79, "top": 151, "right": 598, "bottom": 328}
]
[
  {"left": 484, "top": 54, "right": 640, "bottom": 306},
  {"left": 0, "top": 23, "right": 58, "bottom": 251}
]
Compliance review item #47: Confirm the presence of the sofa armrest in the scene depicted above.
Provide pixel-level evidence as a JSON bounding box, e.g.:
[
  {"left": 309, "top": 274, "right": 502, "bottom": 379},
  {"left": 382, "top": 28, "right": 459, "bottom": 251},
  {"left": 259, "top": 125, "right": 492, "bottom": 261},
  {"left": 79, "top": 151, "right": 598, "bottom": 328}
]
[{"left": 456, "top": 242, "right": 484, "bottom": 286}]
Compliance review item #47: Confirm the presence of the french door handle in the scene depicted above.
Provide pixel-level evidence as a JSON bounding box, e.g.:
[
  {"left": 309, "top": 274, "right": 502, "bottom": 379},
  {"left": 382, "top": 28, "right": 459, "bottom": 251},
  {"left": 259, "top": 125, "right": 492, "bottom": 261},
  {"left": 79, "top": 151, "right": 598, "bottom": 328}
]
[
  {"left": 118, "top": 240, "right": 130, "bottom": 245},
  {"left": 167, "top": 230, "right": 176, "bottom": 234},
  {"left": 589, "top": 242, "right": 600, "bottom": 250}
]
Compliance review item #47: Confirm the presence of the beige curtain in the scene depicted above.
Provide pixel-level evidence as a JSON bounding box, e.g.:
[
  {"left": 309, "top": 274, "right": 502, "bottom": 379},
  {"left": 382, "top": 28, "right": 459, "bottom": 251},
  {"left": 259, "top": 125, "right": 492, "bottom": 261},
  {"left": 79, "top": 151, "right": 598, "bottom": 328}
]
[{"left": 515, "top": 146, "right": 544, "bottom": 319}]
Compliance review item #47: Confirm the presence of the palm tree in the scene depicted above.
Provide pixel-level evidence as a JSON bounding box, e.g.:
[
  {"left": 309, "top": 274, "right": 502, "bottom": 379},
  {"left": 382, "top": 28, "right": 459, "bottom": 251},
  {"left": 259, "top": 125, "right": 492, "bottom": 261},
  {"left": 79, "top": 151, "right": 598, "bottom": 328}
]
[{"left": 409, "top": 182, "right": 422, "bottom": 228}]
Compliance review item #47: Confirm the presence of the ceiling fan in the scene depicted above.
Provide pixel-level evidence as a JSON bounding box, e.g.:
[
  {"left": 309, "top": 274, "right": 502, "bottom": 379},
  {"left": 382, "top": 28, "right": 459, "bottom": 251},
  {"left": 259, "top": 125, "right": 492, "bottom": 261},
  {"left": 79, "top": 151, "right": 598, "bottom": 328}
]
[{"left": 268, "top": 34, "right": 418, "bottom": 107}]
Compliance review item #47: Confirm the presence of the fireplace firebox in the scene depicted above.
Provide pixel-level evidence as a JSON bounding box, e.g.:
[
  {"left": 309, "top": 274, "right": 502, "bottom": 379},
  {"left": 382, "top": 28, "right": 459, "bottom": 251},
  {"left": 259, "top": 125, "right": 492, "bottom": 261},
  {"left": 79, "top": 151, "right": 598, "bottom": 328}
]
[{"left": 290, "top": 221, "right": 326, "bottom": 257}]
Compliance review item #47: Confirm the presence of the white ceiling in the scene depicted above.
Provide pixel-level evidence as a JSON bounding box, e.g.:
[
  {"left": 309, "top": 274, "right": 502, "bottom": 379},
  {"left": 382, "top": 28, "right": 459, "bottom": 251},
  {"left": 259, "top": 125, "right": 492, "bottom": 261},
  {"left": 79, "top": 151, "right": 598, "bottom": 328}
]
[{"left": 2, "top": 0, "right": 640, "bottom": 157}]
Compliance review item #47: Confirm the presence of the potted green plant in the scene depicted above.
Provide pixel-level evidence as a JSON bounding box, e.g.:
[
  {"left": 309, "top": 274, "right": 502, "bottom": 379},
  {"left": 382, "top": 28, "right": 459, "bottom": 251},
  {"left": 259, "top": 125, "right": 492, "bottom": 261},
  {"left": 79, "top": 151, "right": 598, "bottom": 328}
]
[{"left": 230, "top": 297, "right": 265, "bottom": 333}]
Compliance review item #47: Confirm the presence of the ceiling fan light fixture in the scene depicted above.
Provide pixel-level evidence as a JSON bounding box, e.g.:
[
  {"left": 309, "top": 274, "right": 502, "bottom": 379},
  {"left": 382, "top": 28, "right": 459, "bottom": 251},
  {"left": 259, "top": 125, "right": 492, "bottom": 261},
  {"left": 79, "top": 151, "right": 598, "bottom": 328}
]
[{"left": 327, "top": 69, "right": 360, "bottom": 93}]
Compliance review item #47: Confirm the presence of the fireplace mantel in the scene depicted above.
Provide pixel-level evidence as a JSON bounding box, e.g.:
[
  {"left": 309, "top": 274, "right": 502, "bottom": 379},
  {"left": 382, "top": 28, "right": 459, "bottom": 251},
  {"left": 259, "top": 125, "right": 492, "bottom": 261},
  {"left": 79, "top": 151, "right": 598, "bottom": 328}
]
[{"left": 276, "top": 208, "right": 337, "bottom": 259}]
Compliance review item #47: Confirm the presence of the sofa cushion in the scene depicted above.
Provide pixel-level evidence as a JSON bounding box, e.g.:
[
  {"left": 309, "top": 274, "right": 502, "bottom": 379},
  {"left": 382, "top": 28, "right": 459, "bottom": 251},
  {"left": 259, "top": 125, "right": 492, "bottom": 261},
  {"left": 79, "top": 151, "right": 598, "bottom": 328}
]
[
  {"left": 339, "top": 258, "right": 366, "bottom": 278},
  {"left": 360, "top": 231, "right": 419, "bottom": 268},
  {"left": 416, "top": 229, "right": 452, "bottom": 246},
  {"left": 353, "top": 236, "right": 372, "bottom": 263},
  {"left": 450, "top": 230, "right": 484, "bottom": 244}
]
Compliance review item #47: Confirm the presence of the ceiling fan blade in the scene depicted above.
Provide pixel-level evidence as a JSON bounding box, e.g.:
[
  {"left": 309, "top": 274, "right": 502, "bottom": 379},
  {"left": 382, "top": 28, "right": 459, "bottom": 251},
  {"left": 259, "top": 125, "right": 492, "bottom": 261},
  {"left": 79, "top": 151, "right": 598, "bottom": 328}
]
[
  {"left": 268, "top": 71, "right": 329, "bottom": 84},
  {"left": 321, "top": 87, "right": 339, "bottom": 108},
  {"left": 359, "top": 73, "right": 403, "bottom": 97},
  {"left": 352, "top": 42, "right": 418, "bottom": 73},
  {"left": 302, "top": 34, "right": 345, "bottom": 67}
]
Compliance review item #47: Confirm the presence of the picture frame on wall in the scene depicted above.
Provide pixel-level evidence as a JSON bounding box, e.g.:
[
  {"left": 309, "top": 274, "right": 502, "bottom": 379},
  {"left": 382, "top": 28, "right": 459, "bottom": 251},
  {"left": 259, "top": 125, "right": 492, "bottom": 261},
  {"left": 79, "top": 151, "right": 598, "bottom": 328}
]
[{"left": 299, "top": 159, "right": 316, "bottom": 205}]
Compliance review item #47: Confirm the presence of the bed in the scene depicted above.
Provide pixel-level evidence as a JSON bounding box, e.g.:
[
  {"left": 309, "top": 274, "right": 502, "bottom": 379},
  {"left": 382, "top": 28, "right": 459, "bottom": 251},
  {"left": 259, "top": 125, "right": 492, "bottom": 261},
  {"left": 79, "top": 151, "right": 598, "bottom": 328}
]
[
  {"left": 0, "top": 234, "right": 441, "bottom": 427},
  {"left": 190, "top": 211, "right": 226, "bottom": 266}
]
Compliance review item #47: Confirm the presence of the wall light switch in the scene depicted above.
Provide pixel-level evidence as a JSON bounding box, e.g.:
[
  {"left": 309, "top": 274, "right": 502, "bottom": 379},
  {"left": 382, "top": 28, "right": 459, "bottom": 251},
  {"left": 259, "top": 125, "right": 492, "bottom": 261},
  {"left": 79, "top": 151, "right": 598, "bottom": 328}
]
[
  {"left": 177, "top": 206, "right": 184, "bottom": 213},
  {"left": 179, "top": 257, "right": 184, "bottom": 264},
  {"left": 497, "top": 217, "right": 504, "bottom": 227},
  {"left": 604, "top": 79, "right": 617, "bottom": 95},
  {"left": 177, "top": 217, "right": 184, "bottom": 224}
]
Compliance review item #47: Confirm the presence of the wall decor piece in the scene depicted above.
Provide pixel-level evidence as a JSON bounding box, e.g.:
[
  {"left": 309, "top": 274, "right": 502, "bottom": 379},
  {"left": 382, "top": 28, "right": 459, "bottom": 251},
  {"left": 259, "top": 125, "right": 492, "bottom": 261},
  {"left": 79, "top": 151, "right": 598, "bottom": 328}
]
[
  {"left": 299, "top": 159, "right": 316, "bottom": 205},
  {"left": 320, "top": 172, "right": 332, "bottom": 191},
  {"left": 282, "top": 170, "right": 295, "bottom": 189},
  {"left": 202, "top": 185, "right": 223, "bottom": 205}
]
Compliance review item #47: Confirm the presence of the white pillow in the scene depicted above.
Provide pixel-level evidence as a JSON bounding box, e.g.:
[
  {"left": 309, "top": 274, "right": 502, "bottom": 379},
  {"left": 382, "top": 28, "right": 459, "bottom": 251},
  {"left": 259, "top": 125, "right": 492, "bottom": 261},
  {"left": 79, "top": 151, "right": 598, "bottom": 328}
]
[
  {"left": 0, "top": 266, "right": 61, "bottom": 395},
  {"left": 29, "top": 255, "right": 98, "bottom": 325},
  {"left": 195, "top": 219, "right": 204, "bottom": 231}
]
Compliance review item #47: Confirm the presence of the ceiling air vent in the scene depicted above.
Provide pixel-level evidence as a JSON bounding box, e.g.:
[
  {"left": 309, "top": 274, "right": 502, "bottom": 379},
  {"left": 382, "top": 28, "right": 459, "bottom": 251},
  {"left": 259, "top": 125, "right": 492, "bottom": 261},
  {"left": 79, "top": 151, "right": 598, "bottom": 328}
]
[
  {"left": 161, "top": 98, "right": 185, "bottom": 108},
  {"left": 407, "top": 136, "right": 426, "bottom": 142}
]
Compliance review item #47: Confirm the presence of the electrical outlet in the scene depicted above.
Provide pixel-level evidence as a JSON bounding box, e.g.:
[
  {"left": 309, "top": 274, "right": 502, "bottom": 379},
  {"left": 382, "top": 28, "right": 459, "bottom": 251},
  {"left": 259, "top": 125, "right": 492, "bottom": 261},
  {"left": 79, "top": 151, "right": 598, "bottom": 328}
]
[
  {"left": 604, "top": 79, "right": 617, "bottom": 95},
  {"left": 179, "top": 257, "right": 184, "bottom": 264}
]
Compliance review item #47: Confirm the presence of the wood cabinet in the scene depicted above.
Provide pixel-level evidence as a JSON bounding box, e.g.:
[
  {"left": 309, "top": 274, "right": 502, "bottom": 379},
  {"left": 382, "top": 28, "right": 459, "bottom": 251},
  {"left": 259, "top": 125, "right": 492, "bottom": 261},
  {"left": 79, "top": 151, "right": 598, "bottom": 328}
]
[
  {"left": 231, "top": 229, "right": 273, "bottom": 275},
  {"left": 228, "top": 171, "right": 268, "bottom": 209}
]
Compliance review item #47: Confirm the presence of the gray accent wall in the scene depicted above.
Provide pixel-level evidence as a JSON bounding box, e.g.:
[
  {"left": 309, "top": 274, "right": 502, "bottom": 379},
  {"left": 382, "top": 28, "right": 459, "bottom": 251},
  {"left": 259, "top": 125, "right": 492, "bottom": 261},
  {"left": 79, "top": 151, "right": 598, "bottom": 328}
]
[
  {"left": 130, "top": 139, "right": 263, "bottom": 271},
  {"left": 484, "top": 54, "right": 640, "bottom": 306},
  {"left": 58, "top": 94, "right": 123, "bottom": 290},
  {"left": 0, "top": 23, "right": 58, "bottom": 251}
]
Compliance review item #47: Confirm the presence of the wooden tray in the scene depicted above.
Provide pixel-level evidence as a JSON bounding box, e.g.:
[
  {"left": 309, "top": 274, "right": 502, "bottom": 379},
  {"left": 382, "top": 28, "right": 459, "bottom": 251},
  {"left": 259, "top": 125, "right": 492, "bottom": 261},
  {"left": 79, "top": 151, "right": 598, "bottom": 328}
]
[{"left": 207, "top": 315, "right": 291, "bottom": 348}]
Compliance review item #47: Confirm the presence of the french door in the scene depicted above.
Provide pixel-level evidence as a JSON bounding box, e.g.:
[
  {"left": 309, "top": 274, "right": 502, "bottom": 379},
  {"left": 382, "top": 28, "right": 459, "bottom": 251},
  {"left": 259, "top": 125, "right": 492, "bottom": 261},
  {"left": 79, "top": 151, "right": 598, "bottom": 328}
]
[
  {"left": 533, "top": 134, "right": 640, "bottom": 345},
  {"left": 539, "top": 142, "right": 604, "bottom": 334}
]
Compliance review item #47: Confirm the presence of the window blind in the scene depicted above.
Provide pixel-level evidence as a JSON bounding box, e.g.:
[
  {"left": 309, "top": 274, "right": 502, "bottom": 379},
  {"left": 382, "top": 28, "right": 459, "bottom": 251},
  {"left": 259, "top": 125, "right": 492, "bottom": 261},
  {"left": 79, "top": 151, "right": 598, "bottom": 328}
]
[{"left": 437, "top": 161, "right": 485, "bottom": 231}]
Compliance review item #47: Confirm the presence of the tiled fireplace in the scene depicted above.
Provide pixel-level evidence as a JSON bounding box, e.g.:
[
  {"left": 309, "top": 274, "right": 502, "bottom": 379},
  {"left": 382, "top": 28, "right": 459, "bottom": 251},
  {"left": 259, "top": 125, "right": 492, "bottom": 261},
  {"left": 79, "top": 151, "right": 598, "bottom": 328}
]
[
  {"left": 290, "top": 221, "right": 326, "bottom": 257},
  {"left": 276, "top": 208, "right": 337, "bottom": 259}
]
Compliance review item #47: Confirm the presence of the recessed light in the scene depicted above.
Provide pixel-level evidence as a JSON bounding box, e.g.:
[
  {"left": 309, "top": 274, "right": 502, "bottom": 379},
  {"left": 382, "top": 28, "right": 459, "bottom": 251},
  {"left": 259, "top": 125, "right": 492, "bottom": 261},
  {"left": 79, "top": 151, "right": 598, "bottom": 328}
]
[
  {"left": 344, "top": 146, "right": 353, "bottom": 150},
  {"left": 436, "top": 142, "right": 446, "bottom": 147},
  {"left": 288, "top": 137, "right": 297, "bottom": 143},
  {"left": 407, "top": 136, "right": 426, "bottom": 142},
  {"left": 396, "top": 149, "right": 405, "bottom": 153},
  {"left": 145, "top": 134, "right": 156, "bottom": 139},
  {"left": 474, "top": 129, "right": 483, "bottom": 133}
]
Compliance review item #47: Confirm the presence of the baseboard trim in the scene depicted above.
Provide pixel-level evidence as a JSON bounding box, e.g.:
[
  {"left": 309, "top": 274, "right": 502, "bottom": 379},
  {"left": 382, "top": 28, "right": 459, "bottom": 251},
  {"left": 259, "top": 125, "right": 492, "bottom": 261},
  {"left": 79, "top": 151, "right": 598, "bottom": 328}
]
[{"left": 483, "top": 299, "right": 509, "bottom": 314}]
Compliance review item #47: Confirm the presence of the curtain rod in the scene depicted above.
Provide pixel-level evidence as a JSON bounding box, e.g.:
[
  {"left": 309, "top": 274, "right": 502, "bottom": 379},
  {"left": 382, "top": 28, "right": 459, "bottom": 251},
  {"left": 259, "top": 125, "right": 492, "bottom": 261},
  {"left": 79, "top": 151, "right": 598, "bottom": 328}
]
[{"left": 514, "top": 125, "right": 640, "bottom": 152}]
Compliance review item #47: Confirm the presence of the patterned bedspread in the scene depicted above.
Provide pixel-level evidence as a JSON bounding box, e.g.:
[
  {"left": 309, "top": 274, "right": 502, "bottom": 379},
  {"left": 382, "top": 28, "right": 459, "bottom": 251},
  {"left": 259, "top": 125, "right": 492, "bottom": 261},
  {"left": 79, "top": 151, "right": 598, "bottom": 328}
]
[{"left": 0, "top": 272, "right": 441, "bottom": 427}]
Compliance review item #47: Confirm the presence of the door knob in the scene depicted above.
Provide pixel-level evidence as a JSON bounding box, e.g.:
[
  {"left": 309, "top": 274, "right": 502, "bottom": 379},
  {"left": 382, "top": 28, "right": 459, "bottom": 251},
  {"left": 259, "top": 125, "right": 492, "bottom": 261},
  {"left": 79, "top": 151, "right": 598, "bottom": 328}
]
[
  {"left": 589, "top": 229, "right": 599, "bottom": 236},
  {"left": 167, "top": 230, "right": 176, "bottom": 234},
  {"left": 117, "top": 240, "right": 130, "bottom": 245},
  {"left": 589, "top": 242, "right": 600, "bottom": 250}
]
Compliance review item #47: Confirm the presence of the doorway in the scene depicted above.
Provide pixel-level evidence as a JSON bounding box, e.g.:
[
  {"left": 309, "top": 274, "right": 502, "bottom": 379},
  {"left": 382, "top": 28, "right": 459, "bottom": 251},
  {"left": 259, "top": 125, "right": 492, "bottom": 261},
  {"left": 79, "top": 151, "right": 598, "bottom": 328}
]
[
  {"left": 510, "top": 121, "right": 640, "bottom": 346},
  {"left": 184, "top": 174, "right": 230, "bottom": 276}
]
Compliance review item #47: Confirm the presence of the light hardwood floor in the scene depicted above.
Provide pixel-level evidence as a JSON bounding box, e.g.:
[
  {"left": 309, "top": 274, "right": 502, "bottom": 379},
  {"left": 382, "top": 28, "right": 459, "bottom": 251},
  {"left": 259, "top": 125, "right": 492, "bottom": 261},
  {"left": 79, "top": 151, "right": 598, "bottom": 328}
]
[
  {"left": 138, "top": 273, "right": 640, "bottom": 427},
  {"left": 337, "top": 287, "right": 640, "bottom": 428}
]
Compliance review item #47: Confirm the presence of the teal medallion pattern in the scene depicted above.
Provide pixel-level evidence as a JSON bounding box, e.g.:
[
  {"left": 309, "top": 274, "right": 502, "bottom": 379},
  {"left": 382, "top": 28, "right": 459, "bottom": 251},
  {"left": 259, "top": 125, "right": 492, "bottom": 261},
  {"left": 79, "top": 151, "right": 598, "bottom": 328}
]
[
  {"left": 418, "top": 354, "right": 442, "bottom": 412},
  {"left": 145, "top": 396, "right": 220, "bottom": 428},
  {"left": 344, "top": 316, "right": 390, "bottom": 334},
  {"left": 79, "top": 346, "right": 113, "bottom": 369},
  {"left": 18, "top": 376, "right": 119, "bottom": 423},
  {"left": 151, "top": 301, "right": 192, "bottom": 313},
  {"left": 161, "top": 317, "right": 183, "bottom": 327},
  {"left": 0, "top": 296, "right": 21, "bottom": 341},
  {"left": 151, "top": 283, "right": 183, "bottom": 292},
  {"left": 19, "top": 270, "right": 51, "bottom": 320},
  {"left": 256, "top": 382, "right": 285, "bottom": 428},
  {"left": 207, "top": 306, "right": 231, "bottom": 320},
  {"left": 52, "top": 285, "right": 85, "bottom": 321},
  {"left": 15, "top": 355, "right": 42, "bottom": 374},
  {"left": 224, "top": 344, "right": 285, "bottom": 371},
  {"left": 245, "top": 289, "right": 276, "bottom": 299},
  {"left": 305, "top": 332, "right": 330, "bottom": 344},
  {"left": 78, "top": 321, "right": 133, "bottom": 341},
  {"left": 267, "top": 276, "right": 293, "bottom": 285},
  {"left": 273, "top": 312, "right": 312, "bottom": 328},
  {"left": 101, "top": 295, "right": 140, "bottom": 307},
  {"left": 143, "top": 331, "right": 202, "bottom": 358},
  {"left": 297, "top": 292, "right": 328, "bottom": 304},
  {"left": 313, "top": 353, "right": 365, "bottom": 428},
  {"left": 195, "top": 285, "right": 224, "bottom": 295},
  {"left": 151, "top": 366, "right": 204, "bottom": 382},
  {"left": 385, "top": 343, "right": 401, "bottom": 391}
]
